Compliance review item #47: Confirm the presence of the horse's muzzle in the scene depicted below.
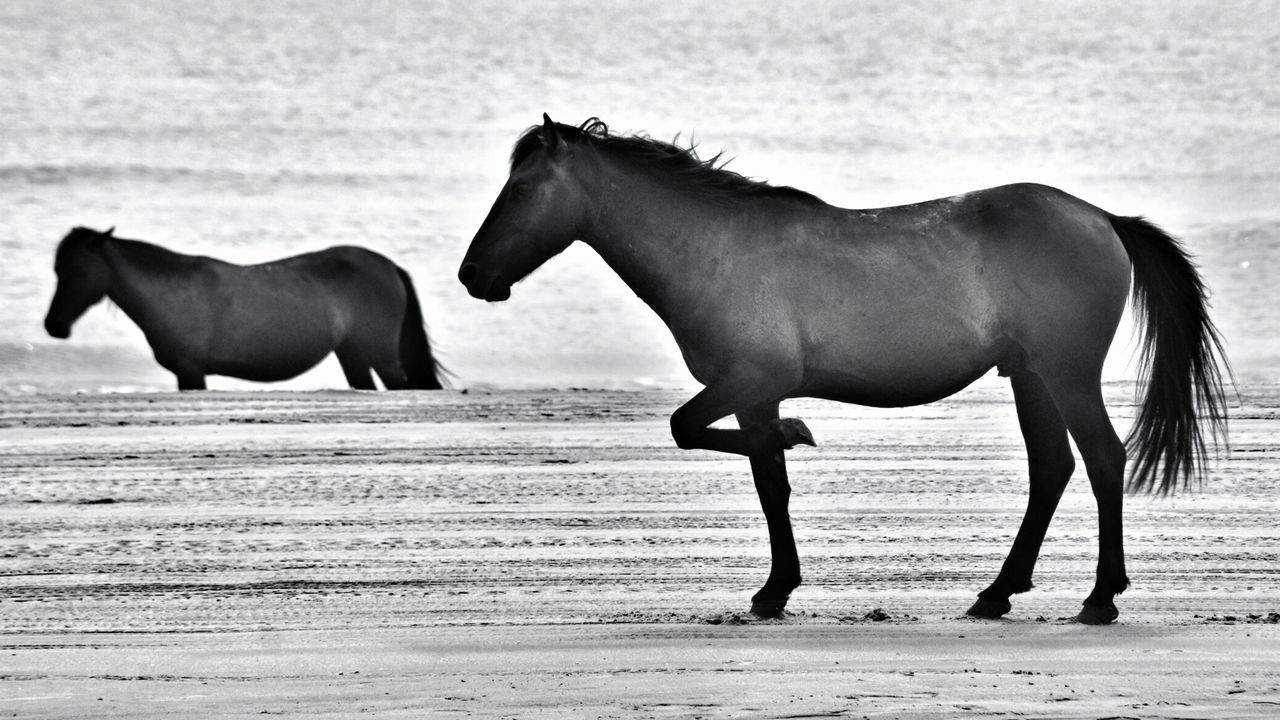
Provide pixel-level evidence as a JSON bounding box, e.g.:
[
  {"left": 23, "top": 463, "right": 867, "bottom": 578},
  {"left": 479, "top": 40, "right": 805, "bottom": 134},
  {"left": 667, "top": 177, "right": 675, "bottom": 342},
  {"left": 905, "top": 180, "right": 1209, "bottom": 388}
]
[
  {"left": 458, "top": 263, "right": 511, "bottom": 302},
  {"left": 44, "top": 316, "right": 71, "bottom": 339},
  {"left": 483, "top": 276, "right": 511, "bottom": 302}
]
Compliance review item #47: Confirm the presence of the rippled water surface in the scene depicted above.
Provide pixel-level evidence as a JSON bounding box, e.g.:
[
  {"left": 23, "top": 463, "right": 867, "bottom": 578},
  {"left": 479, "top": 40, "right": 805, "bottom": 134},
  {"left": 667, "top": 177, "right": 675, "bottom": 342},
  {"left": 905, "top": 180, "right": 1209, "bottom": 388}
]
[{"left": 2, "top": 0, "right": 1277, "bottom": 391}]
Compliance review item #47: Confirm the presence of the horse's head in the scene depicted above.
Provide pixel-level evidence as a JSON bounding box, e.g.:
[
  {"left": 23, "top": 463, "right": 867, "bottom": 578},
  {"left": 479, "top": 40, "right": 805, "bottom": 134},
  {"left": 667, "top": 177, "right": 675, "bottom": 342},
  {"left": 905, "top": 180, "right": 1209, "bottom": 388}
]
[
  {"left": 44, "top": 226, "right": 115, "bottom": 339},
  {"left": 458, "top": 114, "right": 591, "bottom": 302}
]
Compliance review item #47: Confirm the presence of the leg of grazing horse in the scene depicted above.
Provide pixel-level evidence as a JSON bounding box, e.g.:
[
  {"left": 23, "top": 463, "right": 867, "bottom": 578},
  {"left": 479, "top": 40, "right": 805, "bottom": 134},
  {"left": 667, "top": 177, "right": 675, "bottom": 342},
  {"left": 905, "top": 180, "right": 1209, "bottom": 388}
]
[
  {"left": 335, "top": 346, "right": 376, "bottom": 390},
  {"left": 365, "top": 330, "right": 410, "bottom": 390},
  {"left": 967, "top": 371, "right": 1075, "bottom": 618},
  {"left": 371, "top": 344, "right": 410, "bottom": 390},
  {"left": 176, "top": 373, "right": 206, "bottom": 391},
  {"left": 374, "top": 363, "right": 410, "bottom": 390},
  {"left": 1041, "top": 371, "right": 1129, "bottom": 624},
  {"left": 736, "top": 402, "right": 803, "bottom": 617}
]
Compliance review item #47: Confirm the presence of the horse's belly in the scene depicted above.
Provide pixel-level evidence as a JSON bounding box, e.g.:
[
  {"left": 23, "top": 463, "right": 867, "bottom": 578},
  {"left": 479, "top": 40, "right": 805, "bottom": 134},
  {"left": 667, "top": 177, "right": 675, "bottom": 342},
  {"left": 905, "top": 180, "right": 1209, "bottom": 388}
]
[
  {"left": 800, "top": 330, "right": 1008, "bottom": 408},
  {"left": 208, "top": 318, "right": 337, "bottom": 382},
  {"left": 802, "top": 365, "right": 992, "bottom": 407},
  {"left": 211, "top": 346, "right": 332, "bottom": 382}
]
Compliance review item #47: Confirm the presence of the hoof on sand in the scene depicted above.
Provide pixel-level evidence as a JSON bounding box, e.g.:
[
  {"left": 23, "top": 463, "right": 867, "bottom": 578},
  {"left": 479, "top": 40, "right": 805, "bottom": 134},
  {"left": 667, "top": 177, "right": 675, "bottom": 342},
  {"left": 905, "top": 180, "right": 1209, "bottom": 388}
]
[
  {"left": 965, "top": 597, "right": 1011, "bottom": 619},
  {"left": 750, "top": 596, "right": 790, "bottom": 618},
  {"left": 1074, "top": 604, "right": 1119, "bottom": 625}
]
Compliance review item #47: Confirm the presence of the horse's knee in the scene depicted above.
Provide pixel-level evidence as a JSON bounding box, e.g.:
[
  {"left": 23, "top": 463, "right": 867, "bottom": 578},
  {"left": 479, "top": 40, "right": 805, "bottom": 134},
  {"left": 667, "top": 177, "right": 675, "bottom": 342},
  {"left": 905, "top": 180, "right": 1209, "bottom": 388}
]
[{"left": 670, "top": 417, "right": 697, "bottom": 450}]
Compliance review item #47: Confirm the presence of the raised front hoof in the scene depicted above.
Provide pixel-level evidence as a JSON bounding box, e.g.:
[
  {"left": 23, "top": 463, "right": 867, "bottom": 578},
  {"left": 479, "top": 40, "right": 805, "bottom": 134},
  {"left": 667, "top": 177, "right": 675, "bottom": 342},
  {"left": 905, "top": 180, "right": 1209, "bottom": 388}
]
[
  {"left": 768, "top": 418, "right": 815, "bottom": 450},
  {"left": 1074, "top": 603, "right": 1119, "bottom": 625},
  {"left": 965, "top": 597, "right": 1012, "bottom": 619}
]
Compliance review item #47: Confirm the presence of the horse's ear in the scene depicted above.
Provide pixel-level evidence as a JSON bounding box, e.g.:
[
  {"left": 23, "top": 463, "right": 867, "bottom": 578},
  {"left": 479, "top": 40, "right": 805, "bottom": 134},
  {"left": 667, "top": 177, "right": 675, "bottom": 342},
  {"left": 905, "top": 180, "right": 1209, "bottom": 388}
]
[
  {"left": 103, "top": 226, "right": 116, "bottom": 237},
  {"left": 541, "top": 113, "right": 563, "bottom": 153}
]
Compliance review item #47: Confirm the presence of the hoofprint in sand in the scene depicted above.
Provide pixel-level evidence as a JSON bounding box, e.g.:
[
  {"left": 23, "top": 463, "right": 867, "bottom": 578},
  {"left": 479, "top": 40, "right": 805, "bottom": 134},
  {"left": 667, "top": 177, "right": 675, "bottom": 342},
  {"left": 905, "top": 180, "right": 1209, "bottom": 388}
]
[{"left": 2, "top": 383, "right": 1278, "bottom": 718}]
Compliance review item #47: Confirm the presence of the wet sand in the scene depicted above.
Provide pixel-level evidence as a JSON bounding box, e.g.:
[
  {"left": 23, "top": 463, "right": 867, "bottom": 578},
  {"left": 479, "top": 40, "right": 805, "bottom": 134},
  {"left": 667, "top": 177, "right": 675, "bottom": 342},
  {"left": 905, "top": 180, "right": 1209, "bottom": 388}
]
[{"left": 2, "top": 382, "right": 1278, "bottom": 717}]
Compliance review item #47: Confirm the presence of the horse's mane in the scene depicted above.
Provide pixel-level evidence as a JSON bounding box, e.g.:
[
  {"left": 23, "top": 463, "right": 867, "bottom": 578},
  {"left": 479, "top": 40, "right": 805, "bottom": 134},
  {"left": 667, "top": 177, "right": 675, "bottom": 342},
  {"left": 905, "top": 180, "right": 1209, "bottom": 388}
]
[
  {"left": 511, "top": 118, "right": 824, "bottom": 206},
  {"left": 57, "top": 226, "right": 198, "bottom": 273},
  {"left": 55, "top": 226, "right": 108, "bottom": 262}
]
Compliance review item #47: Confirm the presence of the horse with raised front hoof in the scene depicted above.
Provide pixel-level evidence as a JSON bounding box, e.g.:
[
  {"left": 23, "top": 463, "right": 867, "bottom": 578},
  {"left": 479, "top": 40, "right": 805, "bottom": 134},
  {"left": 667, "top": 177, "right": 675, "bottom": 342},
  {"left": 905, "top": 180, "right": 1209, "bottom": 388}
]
[
  {"left": 458, "top": 115, "right": 1230, "bottom": 624},
  {"left": 45, "top": 226, "right": 445, "bottom": 391}
]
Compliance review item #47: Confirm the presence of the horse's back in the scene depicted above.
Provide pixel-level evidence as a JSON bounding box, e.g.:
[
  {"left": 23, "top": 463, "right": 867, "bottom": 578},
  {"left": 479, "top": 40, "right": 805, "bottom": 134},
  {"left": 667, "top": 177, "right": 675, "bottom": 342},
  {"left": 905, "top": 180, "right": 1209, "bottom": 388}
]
[
  {"left": 245, "top": 246, "right": 404, "bottom": 303},
  {"left": 951, "top": 183, "right": 1123, "bottom": 258},
  {"left": 312, "top": 245, "right": 406, "bottom": 307},
  {"left": 262, "top": 245, "right": 398, "bottom": 278},
  {"left": 843, "top": 182, "right": 1131, "bottom": 318},
  {"left": 775, "top": 184, "right": 1131, "bottom": 405},
  {"left": 201, "top": 246, "right": 408, "bottom": 380}
]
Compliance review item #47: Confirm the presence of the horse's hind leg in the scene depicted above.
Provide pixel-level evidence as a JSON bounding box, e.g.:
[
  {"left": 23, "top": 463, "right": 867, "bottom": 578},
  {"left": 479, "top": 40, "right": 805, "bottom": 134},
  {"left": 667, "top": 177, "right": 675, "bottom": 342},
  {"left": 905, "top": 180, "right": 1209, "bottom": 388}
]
[
  {"left": 335, "top": 345, "right": 376, "bottom": 390},
  {"left": 356, "top": 333, "right": 409, "bottom": 390},
  {"left": 371, "top": 349, "right": 410, "bottom": 390},
  {"left": 374, "top": 364, "right": 409, "bottom": 390},
  {"left": 1040, "top": 369, "right": 1130, "bottom": 625},
  {"left": 736, "top": 403, "right": 802, "bottom": 617},
  {"left": 968, "top": 371, "right": 1075, "bottom": 619}
]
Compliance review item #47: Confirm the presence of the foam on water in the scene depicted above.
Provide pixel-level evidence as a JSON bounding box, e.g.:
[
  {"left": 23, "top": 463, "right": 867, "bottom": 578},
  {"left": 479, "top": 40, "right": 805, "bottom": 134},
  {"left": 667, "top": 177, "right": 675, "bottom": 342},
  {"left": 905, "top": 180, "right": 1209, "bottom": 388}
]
[{"left": 2, "top": 0, "right": 1277, "bottom": 392}]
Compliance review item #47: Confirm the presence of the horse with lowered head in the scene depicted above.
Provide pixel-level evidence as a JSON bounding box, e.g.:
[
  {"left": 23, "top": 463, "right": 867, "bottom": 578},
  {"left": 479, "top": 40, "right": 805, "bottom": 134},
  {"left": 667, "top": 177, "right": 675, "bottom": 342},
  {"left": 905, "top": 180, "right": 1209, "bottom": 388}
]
[
  {"left": 459, "top": 114, "right": 1230, "bottom": 625},
  {"left": 45, "top": 226, "right": 444, "bottom": 391}
]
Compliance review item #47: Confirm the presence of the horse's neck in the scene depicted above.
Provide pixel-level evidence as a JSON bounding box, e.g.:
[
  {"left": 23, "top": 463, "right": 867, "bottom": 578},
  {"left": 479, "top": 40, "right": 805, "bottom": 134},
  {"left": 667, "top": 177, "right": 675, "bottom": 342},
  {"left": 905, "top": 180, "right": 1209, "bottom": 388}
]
[
  {"left": 580, "top": 167, "right": 773, "bottom": 325},
  {"left": 102, "top": 240, "right": 200, "bottom": 328}
]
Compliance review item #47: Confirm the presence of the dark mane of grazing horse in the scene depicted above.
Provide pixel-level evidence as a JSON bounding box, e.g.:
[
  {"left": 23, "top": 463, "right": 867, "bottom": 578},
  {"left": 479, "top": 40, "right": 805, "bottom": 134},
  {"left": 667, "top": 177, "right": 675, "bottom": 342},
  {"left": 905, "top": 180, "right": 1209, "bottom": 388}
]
[
  {"left": 54, "top": 226, "right": 109, "bottom": 261},
  {"left": 511, "top": 118, "right": 825, "bottom": 206},
  {"left": 57, "top": 226, "right": 197, "bottom": 272}
]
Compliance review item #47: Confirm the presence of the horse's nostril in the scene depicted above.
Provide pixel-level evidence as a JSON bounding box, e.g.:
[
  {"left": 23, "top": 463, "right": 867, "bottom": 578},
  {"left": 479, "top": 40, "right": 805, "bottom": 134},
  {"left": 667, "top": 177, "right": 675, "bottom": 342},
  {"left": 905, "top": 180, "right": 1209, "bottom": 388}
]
[{"left": 458, "top": 263, "right": 478, "bottom": 286}]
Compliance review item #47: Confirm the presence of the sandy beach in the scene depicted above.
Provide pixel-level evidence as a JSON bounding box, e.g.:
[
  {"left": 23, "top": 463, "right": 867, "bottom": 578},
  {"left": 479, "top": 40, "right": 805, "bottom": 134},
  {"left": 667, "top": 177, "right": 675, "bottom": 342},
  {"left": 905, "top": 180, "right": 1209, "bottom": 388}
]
[{"left": 2, "top": 382, "right": 1278, "bottom": 718}]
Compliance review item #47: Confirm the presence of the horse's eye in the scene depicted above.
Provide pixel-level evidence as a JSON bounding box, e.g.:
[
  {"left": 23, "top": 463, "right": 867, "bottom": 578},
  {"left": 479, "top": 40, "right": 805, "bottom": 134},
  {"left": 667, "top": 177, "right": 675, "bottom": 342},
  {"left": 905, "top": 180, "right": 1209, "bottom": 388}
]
[{"left": 510, "top": 183, "right": 528, "bottom": 199}]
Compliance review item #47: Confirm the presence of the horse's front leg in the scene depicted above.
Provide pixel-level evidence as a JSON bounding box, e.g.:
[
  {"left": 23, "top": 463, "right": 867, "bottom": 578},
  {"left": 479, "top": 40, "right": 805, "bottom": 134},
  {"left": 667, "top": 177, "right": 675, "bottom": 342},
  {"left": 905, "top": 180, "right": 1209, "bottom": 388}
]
[
  {"left": 669, "top": 375, "right": 814, "bottom": 617},
  {"left": 165, "top": 358, "right": 206, "bottom": 390},
  {"left": 735, "top": 403, "right": 809, "bottom": 617},
  {"left": 175, "top": 373, "right": 206, "bottom": 391},
  {"left": 669, "top": 378, "right": 814, "bottom": 457},
  {"left": 154, "top": 334, "right": 208, "bottom": 391}
]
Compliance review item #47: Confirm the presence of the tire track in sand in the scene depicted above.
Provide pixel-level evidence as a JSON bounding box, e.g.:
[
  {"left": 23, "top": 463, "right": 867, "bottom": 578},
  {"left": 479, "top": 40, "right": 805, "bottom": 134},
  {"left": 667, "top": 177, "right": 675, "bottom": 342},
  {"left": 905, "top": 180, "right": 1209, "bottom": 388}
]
[{"left": 2, "top": 383, "right": 1278, "bottom": 632}]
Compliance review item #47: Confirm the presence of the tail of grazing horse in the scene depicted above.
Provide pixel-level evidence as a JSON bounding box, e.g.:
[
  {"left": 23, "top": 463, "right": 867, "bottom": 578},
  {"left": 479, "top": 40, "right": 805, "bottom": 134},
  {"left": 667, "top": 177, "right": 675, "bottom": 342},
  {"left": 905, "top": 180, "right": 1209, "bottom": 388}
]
[
  {"left": 395, "top": 266, "right": 445, "bottom": 390},
  {"left": 1110, "top": 215, "right": 1230, "bottom": 494}
]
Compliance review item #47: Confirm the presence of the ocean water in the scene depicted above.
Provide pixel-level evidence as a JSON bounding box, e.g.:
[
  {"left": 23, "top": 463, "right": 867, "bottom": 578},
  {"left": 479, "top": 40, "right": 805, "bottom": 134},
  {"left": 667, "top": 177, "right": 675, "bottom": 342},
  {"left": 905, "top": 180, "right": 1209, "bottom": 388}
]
[{"left": 1, "top": 0, "right": 1277, "bottom": 392}]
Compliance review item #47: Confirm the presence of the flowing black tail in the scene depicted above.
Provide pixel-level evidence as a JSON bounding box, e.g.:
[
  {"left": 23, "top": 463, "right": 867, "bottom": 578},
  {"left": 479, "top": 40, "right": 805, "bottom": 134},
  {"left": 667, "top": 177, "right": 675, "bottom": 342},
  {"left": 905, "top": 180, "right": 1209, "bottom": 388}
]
[
  {"left": 1110, "top": 215, "right": 1230, "bottom": 494},
  {"left": 396, "top": 266, "right": 445, "bottom": 390}
]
